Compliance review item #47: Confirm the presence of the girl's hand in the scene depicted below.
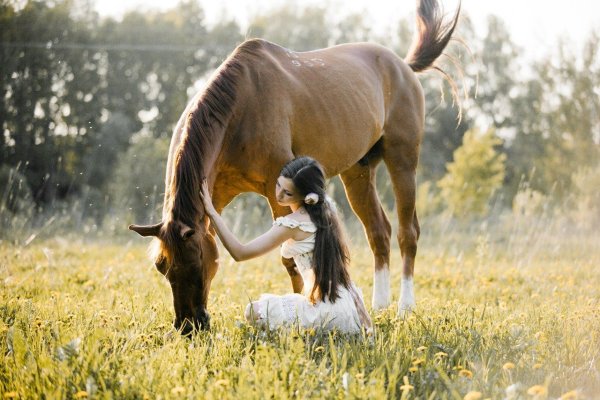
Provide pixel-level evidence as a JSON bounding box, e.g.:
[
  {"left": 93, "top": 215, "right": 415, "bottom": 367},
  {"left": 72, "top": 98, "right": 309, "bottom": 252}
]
[{"left": 200, "top": 179, "right": 217, "bottom": 217}]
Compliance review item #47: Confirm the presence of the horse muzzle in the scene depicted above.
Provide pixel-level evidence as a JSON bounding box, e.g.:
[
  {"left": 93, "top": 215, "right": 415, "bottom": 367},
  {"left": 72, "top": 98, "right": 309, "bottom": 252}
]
[{"left": 175, "top": 308, "right": 210, "bottom": 335}]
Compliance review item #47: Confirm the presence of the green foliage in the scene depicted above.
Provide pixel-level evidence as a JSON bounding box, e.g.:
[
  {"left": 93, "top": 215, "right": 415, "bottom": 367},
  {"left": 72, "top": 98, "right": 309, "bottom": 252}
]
[
  {"left": 1, "top": 1, "right": 599, "bottom": 227},
  {"left": 0, "top": 0, "right": 240, "bottom": 210},
  {"left": 247, "top": 5, "right": 330, "bottom": 51},
  {"left": 506, "top": 34, "right": 600, "bottom": 201},
  {"left": 438, "top": 128, "right": 506, "bottom": 218},
  {"left": 0, "top": 232, "right": 598, "bottom": 398},
  {"left": 0, "top": 164, "right": 34, "bottom": 237},
  {"left": 111, "top": 135, "right": 170, "bottom": 223},
  {"left": 570, "top": 163, "right": 600, "bottom": 229}
]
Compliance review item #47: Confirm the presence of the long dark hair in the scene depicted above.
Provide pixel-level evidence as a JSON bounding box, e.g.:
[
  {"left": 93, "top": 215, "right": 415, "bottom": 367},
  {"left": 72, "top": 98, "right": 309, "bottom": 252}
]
[{"left": 280, "top": 156, "right": 351, "bottom": 303}]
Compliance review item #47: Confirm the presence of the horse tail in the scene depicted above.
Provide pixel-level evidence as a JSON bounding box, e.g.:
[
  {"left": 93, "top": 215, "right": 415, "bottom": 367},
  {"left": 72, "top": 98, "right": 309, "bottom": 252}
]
[{"left": 405, "top": 0, "right": 461, "bottom": 73}]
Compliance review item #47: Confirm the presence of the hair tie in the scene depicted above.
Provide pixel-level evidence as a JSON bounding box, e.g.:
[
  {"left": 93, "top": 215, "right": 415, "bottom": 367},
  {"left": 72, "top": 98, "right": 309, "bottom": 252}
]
[{"left": 304, "top": 193, "right": 319, "bottom": 205}]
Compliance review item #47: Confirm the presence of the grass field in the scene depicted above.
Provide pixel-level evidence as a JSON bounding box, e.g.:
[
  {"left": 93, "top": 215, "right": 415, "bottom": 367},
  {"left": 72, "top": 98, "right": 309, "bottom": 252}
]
[{"left": 1, "top": 224, "right": 599, "bottom": 399}]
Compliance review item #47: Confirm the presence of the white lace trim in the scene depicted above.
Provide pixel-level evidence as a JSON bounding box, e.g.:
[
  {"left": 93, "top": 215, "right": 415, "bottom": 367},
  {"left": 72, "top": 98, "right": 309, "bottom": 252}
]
[
  {"left": 273, "top": 216, "right": 317, "bottom": 233},
  {"left": 281, "top": 298, "right": 298, "bottom": 321}
]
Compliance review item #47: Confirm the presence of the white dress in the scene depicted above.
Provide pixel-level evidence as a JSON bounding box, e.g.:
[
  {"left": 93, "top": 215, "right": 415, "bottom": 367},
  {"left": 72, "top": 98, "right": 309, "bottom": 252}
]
[{"left": 245, "top": 216, "right": 369, "bottom": 333}]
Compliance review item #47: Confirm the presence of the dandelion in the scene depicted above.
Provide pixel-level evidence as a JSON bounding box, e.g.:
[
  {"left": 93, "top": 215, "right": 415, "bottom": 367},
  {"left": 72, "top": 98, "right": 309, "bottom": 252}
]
[
  {"left": 459, "top": 369, "right": 473, "bottom": 378},
  {"left": 412, "top": 358, "right": 425, "bottom": 366},
  {"left": 527, "top": 385, "right": 547, "bottom": 397},
  {"left": 3, "top": 392, "right": 18, "bottom": 399},
  {"left": 503, "top": 362, "right": 516, "bottom": 371},
  {"left": 74, "top": 391, "right": 88, "bottom": 398},
  {"left": 435, "top": 351, "right": 448, "bottom": 358},
  {"left": 171, "top": 386, "right": 185, "bottom": 394},
  {"left": 464, "top": 391, "right": 483, "bottom": 400},
  {"left": 417, "top": 346, "right": 427, "bottom": 352},
  {"left": 560, "top": 390, "right": 580, "bottom": 400},
  {"left": 409, "top": 367, "right": 418, "bottom": 373},
  {"left": 314, "top": 346, "right": 324, "bottom": 353}
]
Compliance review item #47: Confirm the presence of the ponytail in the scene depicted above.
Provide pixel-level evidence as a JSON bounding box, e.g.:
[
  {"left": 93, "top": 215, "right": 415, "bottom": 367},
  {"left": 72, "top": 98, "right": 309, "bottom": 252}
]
[{"left": 280, "top": 157, "right": 351, "bottom": 303}]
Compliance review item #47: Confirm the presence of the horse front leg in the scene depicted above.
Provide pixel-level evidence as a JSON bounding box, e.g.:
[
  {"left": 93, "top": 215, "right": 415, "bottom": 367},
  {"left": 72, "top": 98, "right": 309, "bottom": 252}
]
[{"left": 281, "top": 256, "right": 304, "bottom": 293}]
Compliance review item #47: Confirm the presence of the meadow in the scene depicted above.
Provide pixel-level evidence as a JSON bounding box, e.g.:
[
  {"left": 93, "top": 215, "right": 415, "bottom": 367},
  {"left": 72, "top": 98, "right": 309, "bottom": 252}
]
[{"left": 1, "top": 215, "right": 599, "bottom": 399}]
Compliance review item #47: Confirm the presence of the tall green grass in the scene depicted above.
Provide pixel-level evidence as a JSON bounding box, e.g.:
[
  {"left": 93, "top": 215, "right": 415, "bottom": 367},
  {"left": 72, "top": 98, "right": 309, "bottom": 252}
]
[{"left": 1, "top": 224, "right": 598, "bottom": 399}]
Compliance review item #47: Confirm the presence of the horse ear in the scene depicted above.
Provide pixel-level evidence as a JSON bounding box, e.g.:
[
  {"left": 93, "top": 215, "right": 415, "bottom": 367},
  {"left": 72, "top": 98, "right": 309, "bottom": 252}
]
[
  {"left": 180, "top": 225, "right": 195, "bottom": 240},
  {"left": 129, "top": 222, "right": 163, "bottom": 237}
]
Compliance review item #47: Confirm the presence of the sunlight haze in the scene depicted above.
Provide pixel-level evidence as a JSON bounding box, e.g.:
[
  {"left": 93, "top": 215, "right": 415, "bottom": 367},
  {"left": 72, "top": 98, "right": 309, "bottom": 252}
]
[{"left": 95, "top": 0, "right": 600, "bottom": 59}]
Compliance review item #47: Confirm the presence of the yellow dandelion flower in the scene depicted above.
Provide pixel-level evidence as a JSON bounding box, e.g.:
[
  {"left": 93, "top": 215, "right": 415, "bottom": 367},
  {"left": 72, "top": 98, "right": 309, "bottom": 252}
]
[
  {"left": 355, "top": 372, "right": 365, "bottom": 380},
  {"left": 435, "top": 351, "right": 448, "bottom": 358},
  {"left": 527, "top": 385, "right": 547, "bottom": 396},
  {"left": 314, "top": 346, "right": 324, "bottom": 353},
  {"left": 417, "top": 346, "right": 427, "bottom": 352},
  {"left": 412, "top": 358, "right": 425, "bottom": 366},
  {"left": 409, "top": 367, "right": 418, "bottom": 373},
  {"left": 3, "top": 392, "right": 18, "bottom": 399},
  {"left": 560, "top": 390, "right": 580, "bottom": 400},
  {"left": 502, "top": 362, "right": 516, "bottom": 371},
  {"left": 171, "top": 386, "right": 185, "bottom": 394},
  {"left": 533, "top": 363, "right": 543, "bottom": 370},
  {"left": 458, "top": 369, "right": 473, "bottom": 378},
  {"left": 74, "top": 391, "right": 88, "bottom": 398},
  {"left": 307, "top": 328, "right": 316, "bottom": 337},
  {"left": 214, "top": 379, "right": 229, "bottom": 388},
  {"left": 400, "top": 376, "right": 414, "bottom": 392},
  {"left": 464, "top": 391, "right": 483, "bottom": 400}
]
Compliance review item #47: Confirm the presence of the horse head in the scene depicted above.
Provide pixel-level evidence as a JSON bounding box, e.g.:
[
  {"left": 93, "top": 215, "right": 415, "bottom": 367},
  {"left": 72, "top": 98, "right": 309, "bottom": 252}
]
[{"left": 129, "top": 218, "right": 219, "bottom": 335}]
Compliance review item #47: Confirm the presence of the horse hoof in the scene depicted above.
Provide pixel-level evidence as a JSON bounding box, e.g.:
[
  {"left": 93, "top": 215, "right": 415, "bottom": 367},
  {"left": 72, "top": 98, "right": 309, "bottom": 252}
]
[
  {"left": 372, "top": 298, "right": 391, "bottom": 311},
  {"left": 397, "top": 302, "right": 416, "bottom": 319}
]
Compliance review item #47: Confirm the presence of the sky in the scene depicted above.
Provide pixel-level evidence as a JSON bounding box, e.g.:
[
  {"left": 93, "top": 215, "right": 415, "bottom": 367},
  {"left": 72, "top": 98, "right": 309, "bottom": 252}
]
[{"left": 94, "top": 0, "right": 600, "bottom": 60}]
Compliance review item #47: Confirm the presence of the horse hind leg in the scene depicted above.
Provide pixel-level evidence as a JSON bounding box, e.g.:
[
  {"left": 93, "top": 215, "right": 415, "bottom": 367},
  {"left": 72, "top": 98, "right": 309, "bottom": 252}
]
[
  {"left": 340, "top": 162, "right": 392, "bottom": 310},
  {"left": 382, "top": 130, "right": 421, "bottom": 316}
]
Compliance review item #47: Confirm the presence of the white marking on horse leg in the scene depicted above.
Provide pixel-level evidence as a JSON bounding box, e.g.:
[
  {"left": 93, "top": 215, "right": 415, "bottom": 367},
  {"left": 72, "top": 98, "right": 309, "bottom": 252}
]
[
  {"left": 372, "top": 265, "right": 391, "bottom": 310},
  {"left": 398, "top": 277, "right": 416, "bottom": 317}
]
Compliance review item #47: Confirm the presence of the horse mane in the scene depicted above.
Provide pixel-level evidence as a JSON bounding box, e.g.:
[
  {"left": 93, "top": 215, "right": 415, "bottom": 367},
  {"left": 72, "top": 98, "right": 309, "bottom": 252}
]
[{"left": 161, "top": 39, "right": 264, "bottom": 259}]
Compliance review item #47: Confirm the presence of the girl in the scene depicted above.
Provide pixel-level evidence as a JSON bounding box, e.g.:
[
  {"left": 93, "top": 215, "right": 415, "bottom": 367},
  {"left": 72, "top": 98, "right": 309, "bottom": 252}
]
[{"left": 200, "top": 156, "right": 372, "bottom": 333}]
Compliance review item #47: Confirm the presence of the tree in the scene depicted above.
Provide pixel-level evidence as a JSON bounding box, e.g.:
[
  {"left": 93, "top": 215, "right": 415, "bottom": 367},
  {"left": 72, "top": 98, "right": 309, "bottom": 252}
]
[
  {"left": 506, "top": 33, "right": 600, "bottom": 202},
  {"left": 437, "top": 128, "right": 506, "bottom": 218},
  {"left": 111, "top": 135, "right": 170, "bottom": 223},
  {"left": 247, "top": 5, "right": 331, "bottom": 50}
]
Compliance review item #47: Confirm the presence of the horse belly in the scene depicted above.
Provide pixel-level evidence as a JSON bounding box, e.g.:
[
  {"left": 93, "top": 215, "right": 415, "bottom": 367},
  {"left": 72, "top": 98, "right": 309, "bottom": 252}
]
[{"left": 289, "top": 85, "right": 384, "bottom": 176}]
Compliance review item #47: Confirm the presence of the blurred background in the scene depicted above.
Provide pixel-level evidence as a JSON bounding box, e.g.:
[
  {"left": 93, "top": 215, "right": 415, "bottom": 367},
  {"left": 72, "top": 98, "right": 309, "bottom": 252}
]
[{"left": 1, "top": 0, "right": 599, "bottom": 253}]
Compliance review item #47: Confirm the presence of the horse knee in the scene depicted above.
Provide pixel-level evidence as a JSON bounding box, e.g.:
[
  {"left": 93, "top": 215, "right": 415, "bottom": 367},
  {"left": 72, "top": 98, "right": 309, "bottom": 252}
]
[
  {"left": 413, "top": 212, "right": 421, "bottom": 240},
  {"left": 371, "top": 236, "right": 391, "bottom": 260}
]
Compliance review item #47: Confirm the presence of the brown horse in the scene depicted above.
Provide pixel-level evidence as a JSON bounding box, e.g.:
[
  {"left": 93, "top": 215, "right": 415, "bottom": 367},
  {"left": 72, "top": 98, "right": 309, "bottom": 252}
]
[{"left": 130, "top": 0, "right": 460, "bottom": 334}]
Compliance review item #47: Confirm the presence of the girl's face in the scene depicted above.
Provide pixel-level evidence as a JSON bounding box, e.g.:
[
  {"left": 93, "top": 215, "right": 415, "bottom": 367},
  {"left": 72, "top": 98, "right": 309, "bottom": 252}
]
[{"left": 276, "top": 176, "right": 303, "bottom": 207}]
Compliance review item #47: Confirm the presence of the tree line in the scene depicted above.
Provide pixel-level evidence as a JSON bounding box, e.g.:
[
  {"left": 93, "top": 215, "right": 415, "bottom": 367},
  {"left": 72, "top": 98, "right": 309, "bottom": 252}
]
[{"left": 1, "top": 0, "right": 599, "bottom": 235}]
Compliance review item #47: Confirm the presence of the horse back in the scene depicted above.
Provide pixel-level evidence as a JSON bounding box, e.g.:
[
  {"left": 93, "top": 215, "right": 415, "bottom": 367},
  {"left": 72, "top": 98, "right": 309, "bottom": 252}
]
[{"left": 230, "top": 39, "right": 422, "bottom": 175}]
